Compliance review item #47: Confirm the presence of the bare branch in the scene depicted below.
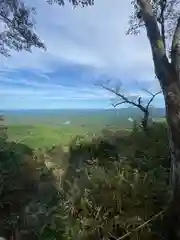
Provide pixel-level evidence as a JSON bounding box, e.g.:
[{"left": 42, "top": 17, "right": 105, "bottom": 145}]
[
  {"left": 112, "top": 101, "right": 127, "bottom": 107},
  {"left": 102, "top": 82, "right": 162, "bottom": 131},
  {"left": 101, "top": 84, "right": 147, "bottom": 114},
  {"left": 141, "top": 88, "right": 154, "bottom": 96},
  {"left": 102, "top": 84, "right": 145, "bottom": 111},
  {"left": 141, "top": 87, "right": 162, "bottom": 96},
  {"left": 138, "top": 96, "right": 142, "bottom": 105},
  {"left": 146, "top": 90, "right": 162, "bottom": 110}
]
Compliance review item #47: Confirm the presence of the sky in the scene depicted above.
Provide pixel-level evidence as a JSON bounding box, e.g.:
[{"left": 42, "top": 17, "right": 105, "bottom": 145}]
[{"left": 0, "top": 0, "right": 165, "bottom": 110}]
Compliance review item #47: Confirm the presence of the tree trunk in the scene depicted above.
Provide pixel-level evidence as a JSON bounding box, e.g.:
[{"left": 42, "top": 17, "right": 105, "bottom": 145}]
[
  {"left": 136, "top": 0, "right": 180, "bottom": 238},
  {"left": 163, "top": 80, "right": 180, "bottom": 239},
  {"left": 141, "top": 110, "right": 149, "bottom": 130}
]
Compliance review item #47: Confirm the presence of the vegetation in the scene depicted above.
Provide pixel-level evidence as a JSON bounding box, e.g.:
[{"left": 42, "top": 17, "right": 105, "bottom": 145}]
[
  {"left": 0, "top": 112, "right": 172, "bottom": 239},
  {"left": 128, "top": 1, "right": 180, "bottom": 236},
  {"left": 0, "top": 0, "right": 45, "bottom": 56},
  {"left": 0, "top": 0, "right": 93, "bottom": 56},
  {"left": 1, "top": 0, "right": 180, "bottom": 238}
]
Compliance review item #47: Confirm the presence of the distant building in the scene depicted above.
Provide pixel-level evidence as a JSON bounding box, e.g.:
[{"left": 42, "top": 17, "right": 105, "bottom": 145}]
[
  {"left": 63, "top": 120, "right": 71, "bottom": 125},
  {"left": 128, "top": 117, "right": 134, "bottom": 122}
]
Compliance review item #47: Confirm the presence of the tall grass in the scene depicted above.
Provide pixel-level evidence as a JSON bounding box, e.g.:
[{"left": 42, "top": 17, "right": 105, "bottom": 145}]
[{"left": 0, "top": 121, "right": 171, "bottom": 239}]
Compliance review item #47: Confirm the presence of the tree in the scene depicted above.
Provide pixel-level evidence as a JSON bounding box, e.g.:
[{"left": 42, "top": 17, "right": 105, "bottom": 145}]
[
  {"left": 54, "top": 0, "right": 179, "bottom": 237},
  {"left": 0, "top": 0, "right": 47, "bottom": 56},
  {"left": 0, "top": 0, "right": 94, "bottom": 56},
  {"left": 1, "top": 0, "right": 179, "bottom": 235},
  {"left": 101, "top": 83, "right": 162, "bottom": 131},
  {"left": 127, "top": 0, "right": 180, "bottom": 238}
]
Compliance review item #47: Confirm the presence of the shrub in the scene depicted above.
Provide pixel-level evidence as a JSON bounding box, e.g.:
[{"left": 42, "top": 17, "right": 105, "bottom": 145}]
[
  {"left": 0, "top": 122, "right": 171, "bottom": 239},
  {"left": 62, "top": 123, "right": 170, "bottom": 240},
  {"left": 63, "top": 161, "right": 170, "bottom": 239},
  {"left": 0, "top": 142, "right": 60, "bottom": 238},
  {"left": 123, "top": 123, "right": 169, "bottom": 171}
]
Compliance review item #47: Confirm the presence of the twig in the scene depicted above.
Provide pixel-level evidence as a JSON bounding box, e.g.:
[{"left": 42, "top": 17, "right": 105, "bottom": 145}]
[
  {"left": 145, "top": 90, "right": 162, "bottom": 111},
  {"left": 15, "top": 132, "right": 32, "bottom": 144},
  {"left": 112, "top": 101, "right": 126, "bottom": 107},
  {"left": 113, "top": 208, "right": 166, "bottom": 240}
]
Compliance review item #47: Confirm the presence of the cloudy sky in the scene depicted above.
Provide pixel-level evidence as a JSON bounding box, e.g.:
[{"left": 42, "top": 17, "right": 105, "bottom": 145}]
[{"left": 0, "top": 0, "right": 164, "bottom": 109}]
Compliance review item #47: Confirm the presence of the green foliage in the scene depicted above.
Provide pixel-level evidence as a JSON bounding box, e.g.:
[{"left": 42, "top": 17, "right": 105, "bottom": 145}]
[
  {"left": 47, "top": 0, "right": 94, "bottom": 7},
  {"left": 0, "top": 0, "right": 95, "bottom": 56},
  {"left": 63, "top": 162, "right": 169, "bottom": 239},
  {"left": 0, "top": 0, "right": 45, "bottom": 56},
  {"left": 0, "top": 118, "right": 171, "bottom": 239},
  {"left": 121, "top": 123, "right": 169, "bottom": 170},
  {"left": 61, "top": 123, "right": 170, "bottom": 239},
  {"left": 0, "top": 116, "right": 61, "bottom": 239},
  {"left": 127, "top": 0, "right": 180, "bottom": 41}
]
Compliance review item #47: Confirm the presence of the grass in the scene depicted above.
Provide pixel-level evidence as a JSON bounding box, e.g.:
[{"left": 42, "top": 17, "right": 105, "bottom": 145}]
[
  {"left": 5, "top": 112, "right": 133, "bottom": 148},
  {"left": 4, "top": 109, "right": 165, "bottom": 149},
  {"left": 7, "top": 125, "right": 85, "bottom": 148},
  {"left": 7, "top": 124, "right": 133, "bottom": 149},
  {"left": 7, "top": 121, "right": 165, "bottom": 150},
  {"left": 154, "top": 117, "right": 166, "bottom": 122}
]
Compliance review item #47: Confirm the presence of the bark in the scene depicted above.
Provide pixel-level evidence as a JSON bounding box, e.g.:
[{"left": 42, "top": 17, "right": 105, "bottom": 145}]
[
  {"left": 141, "top": 110, "right": 149, "bottom": 130},
  {"left": 171, "top": 17, "right": 180, "bottom": 75},
  {"left": 137, "top": 0, "right": 180, "bottom": 238}
]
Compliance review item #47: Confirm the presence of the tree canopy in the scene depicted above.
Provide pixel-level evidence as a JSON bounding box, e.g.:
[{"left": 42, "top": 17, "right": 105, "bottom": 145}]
[
  {"left": 0, "top": 0, "right": 44, "bottom": 56},
  {"left": 1, "top": 0, "right": 180, "bottom": 56},
  {"left": 0, "top": 0, "right": 94, "bottom": 56},
  {"left": 128, "top": 0, "right": 180, "bottom": 54}
]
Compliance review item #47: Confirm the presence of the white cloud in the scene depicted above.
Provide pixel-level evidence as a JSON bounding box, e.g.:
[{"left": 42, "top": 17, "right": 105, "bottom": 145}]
[
  {"left": 0, "top": 0, "right": 155, "bottom": 81},
  {"left": 0, "top": 77, "right": 116, "bottom": 99},
  {"left": 0, "top": 0, "right": 163, "bottom": 109}
]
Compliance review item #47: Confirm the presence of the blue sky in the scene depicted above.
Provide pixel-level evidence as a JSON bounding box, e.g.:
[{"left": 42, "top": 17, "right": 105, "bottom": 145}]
[{"left": 0, "top": 0, "right": 164, "bottom": 109}]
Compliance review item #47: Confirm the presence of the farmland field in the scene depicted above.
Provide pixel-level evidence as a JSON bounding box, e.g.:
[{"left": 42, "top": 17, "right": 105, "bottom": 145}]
[{"left": 1, "top": 108, "right": 165, "bottom": 149}]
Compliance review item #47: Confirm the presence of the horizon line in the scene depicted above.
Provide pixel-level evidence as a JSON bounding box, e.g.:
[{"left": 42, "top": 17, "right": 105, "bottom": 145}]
[{"left": 0, "top": 107, "right": 165, "bottom": 111}]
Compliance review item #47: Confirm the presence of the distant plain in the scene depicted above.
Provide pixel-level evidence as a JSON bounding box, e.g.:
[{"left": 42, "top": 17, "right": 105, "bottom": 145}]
[{"left": 1, "top": 108, "right": 165, "bottom": 149}]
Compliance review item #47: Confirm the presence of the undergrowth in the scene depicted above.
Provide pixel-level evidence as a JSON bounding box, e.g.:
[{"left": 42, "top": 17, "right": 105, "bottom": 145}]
[{"left": 0, "top": 118, "right": 171, "bottom": 239}]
